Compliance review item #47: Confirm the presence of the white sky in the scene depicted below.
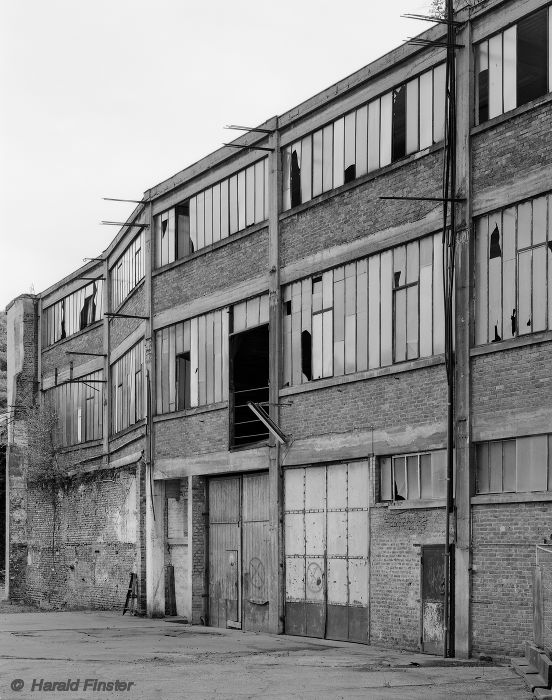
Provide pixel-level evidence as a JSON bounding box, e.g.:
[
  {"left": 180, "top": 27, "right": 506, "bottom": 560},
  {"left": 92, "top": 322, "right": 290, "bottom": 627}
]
[{"left": 0, "top": 0, "right": 434, "bottom": 309}]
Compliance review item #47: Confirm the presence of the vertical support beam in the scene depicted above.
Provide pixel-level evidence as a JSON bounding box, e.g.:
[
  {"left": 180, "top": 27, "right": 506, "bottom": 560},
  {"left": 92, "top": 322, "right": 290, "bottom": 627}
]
[
  {"left": 454, "top": 17, "right": 473, "bottom": 659},
  {"left": 145, "top": 478, "right": 165, "bottom": 616},
  {"left": 533, "top": 565, "right": 544, "bottom": 648},
  {"left": 267, "top": 117, "right": 283, "bottom": 634},
  {"left": 102, "top": 257, "right": 110, "bottom": 465}
]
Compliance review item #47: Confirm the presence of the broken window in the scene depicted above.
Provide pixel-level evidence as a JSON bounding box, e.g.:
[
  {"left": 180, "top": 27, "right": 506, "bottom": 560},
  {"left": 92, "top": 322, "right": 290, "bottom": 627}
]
[
  {"left": 110, "top": 341, "right": 145, "bottom": 434},
  {"left": 230, "top": 323, "right": 269, "bottom": 448},
  {"left": 281, "top": 64, "right": 446, "bottom": 211},
  {"left": 476, "top": 434, "right": 552, "bottom": 494},
  {"left": 111, "top": 231, "right": 145, "bottom": 309},
  {"left": 155, "top": 159, "right": 268, "bottom": 268},
  {"left": 475, "top": 193, "right": 552, "bottom": 345},
  {"left": 46, "top": 370, "right": 103, "bottom": 447},
  {"left": 282, "top": 233, "right": 444, "bottom": 387},
  {"left": 43, "top": 279, "right": 104, "bottom": 347},
  {"left": 476, "top": 7, "right": 551, "bottom": 124},
  {"left": 380, "top": 450, "right": 447, "bottom": 502}
]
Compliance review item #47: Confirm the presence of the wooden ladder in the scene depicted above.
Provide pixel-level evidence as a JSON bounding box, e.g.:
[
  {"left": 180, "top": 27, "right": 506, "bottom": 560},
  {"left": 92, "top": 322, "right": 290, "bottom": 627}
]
[{"left": 122, "top": 573, "right": 138, "bottom": 615}]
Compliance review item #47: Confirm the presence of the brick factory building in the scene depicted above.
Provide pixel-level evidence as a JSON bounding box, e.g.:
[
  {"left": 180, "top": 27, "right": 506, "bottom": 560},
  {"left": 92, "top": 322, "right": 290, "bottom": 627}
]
[{"left": 4, "top": 0, "right": 552, "bottom": 660}]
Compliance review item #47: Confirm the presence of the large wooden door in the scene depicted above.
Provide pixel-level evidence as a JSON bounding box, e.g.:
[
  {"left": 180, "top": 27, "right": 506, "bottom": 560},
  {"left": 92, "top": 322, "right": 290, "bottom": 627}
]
[
  {"left": 421, "top": 545, "right": 446, "bottom": 654},
  {"left": 208, "top": 473, "right": 270, "bottom": 632},
  {"left": 284, "top": 462, "right": 369, "bottom": 643}
]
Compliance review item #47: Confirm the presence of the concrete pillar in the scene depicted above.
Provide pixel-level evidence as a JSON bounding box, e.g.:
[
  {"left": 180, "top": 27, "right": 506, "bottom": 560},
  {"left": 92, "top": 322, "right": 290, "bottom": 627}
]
[
  {"left": 5, "top": 294, "right": 38, "bottom": 601},
  {"left": 145, "top": 477, "right": 165, "bottom": 617}
]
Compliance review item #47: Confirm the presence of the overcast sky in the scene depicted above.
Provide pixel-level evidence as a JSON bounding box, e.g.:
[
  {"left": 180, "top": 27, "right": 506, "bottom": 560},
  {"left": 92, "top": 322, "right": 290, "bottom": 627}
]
[{"left": 0, "top": 0, "right": 434, "bottom": 309}]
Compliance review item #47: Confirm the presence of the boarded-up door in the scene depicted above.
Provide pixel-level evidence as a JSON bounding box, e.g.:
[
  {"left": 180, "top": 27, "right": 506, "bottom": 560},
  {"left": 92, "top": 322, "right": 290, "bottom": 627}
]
[
  {"left": 284, "top": 462, "right": 369, "bottom": 643},
  {"left": 421, "top": 545, "right": 445, "bottom": 654},
  {"left": 208, "top": 473, "right": 270, "bottom": 632}
]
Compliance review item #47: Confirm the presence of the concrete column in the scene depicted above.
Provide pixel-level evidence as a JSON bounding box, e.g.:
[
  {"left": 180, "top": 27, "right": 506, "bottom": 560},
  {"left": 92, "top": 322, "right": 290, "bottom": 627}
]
[
  {"left": 145, "top": 477, "right": 165, "bottom": 617},
  {"left": 5, "top": 294, "right": 38, "bottom": 601}
]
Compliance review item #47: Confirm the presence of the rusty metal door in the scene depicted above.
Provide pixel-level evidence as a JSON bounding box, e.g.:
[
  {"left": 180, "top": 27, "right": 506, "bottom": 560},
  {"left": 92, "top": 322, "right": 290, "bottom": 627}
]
[
  {"left": 208, "top": 473, "right": 270, "bottom": 632},
  {"left": 284, "top": 462, "right": 369, "bottom": 643},
  {"left": 208, "top": 477, "right": 241, "bottom": 629},
  {"left": 421, "top": 545, "right": 445, "bottom": 654},
  {"left": 242, "top": 473, "right": 270, "bottom": 632}
]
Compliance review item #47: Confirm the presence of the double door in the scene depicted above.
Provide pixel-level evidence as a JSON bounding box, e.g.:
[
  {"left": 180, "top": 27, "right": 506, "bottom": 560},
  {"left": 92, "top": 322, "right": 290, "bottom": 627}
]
[{"left": 208, "top": 472, "right": 270, "bottom": 632}]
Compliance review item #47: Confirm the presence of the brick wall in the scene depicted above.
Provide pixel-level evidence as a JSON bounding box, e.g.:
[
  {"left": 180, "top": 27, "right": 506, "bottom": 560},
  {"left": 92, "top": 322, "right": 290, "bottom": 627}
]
[
  {"left": 471, "top": 502, "right": 551, "bottom": 656},
  {"left": 280, "top": 364, "right": 447, "bottom": 441},
  {"left": 24, "top": 466, "right": 139, "bottom": 610},
  {"left": 152, "top": 228, "right": 269, "bottom": 313},
  {"left": 41, "top": 325, "right": 103, "bottom": 377},
  {"left": 190, "top": 475, "right": 208, "bottom": 624},
  {"left": 472, "top": 101, "right": 552, "bottom": 193},
  {"left": 280, "top": 150, "right": 443, "bottom": 268},
  {"left": 109, "top": 282, "right": 146, "bottom": 350},
  {"left": 370, "top": 505, "right": 446, "bottom": 649},
  {"left": 154, "top": 409, "right": 228, "bottom": 459}
]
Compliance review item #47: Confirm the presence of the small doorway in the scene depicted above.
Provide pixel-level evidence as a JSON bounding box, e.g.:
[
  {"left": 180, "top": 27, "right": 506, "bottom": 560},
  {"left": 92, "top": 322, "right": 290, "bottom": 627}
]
[
  {"left": 420, "top": 544, "right": 446, "bottom": 654},
  {"left": 208, "top": 473, "right": 270, "bottom": 632}
]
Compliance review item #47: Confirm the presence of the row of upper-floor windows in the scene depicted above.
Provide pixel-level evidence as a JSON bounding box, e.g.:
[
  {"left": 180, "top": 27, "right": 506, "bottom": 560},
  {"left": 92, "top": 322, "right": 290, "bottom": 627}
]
[
  {"left": 45, "top": 370, "right": 104, "bottom": 446},
  {"left": 475, "top": 4, "right": 552, "bottom": 124}
]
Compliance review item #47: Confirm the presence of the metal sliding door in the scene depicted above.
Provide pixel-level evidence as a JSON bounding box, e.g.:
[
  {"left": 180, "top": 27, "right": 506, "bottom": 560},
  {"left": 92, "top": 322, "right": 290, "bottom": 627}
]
[
  {"left": 208, "top": 473, "right": 270, "bottom": 632},
  {"left": 284, "top": 461, "right": 370, "bottom": 643}
]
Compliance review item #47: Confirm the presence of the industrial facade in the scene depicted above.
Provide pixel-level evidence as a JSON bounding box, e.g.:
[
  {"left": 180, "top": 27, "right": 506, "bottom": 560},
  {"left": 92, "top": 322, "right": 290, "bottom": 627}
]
[{"left": 5, "top": 0, "right": 552, "bottom": 659}]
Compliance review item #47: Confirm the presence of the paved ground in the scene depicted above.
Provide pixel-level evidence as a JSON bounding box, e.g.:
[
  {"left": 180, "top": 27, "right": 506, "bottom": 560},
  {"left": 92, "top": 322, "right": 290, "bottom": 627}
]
[{"left": 0, "top": 607, "right": 530, "bottom": 699}]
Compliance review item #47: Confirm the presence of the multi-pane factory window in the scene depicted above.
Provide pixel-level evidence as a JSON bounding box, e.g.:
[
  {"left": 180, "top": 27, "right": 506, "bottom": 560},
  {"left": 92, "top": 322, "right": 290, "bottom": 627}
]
[
  {"left": 155, "top": 158, "right": 268, "bottom": 268},
  {"left": 110, "top": 342, "right": 145, "bottom": 434},
  {"left": 282, "top": 233, "right": 444, "bottom": 386},
  {"left": 282, "top": 64, "right": 446, "bottom": 210},
  {"left": 155, "top": 295, "right": 269, "bottom": 415},
  {"left": 45, "top": 371, "right": 104, "bottom": 446},
  {"left": 111, "top": 231, "right": 145, "bottom": 309},
  {"left": 475, "top": 5, "right": 552, "bottom": 124},
  {"left": 43, "top": 280, "right": 104, "bottom": 347},
  {"left": 476, "top": 434, "right": 552, "bottom": 493},
  {"left": 475, "top": 193, "right": 552, "bottom": 345},
  {"left": 380, "top": 450, "right": 447, "bottom": 501}
]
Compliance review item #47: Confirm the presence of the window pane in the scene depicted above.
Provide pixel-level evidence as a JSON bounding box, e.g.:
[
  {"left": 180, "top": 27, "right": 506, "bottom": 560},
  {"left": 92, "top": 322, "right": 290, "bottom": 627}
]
[
  {"left": 355, "top": 105, "right": 368, "bottom": 178},
  {"left": 419, "top": 237, "right": 433, "bottom": 356},
  {"left": 516, "top": 435, "right": 547, "bottom": 491},
  {"left": 196, "top": 193, "right": 205, "bottom": 250},
  {"left": 380, "top": 92, "right": 392, "bottom": 166},
  {"left": 533, "top": 197, "right": 547, "bottom": 245},
  {"left": 301, "top": 136, "right": 312, "bottom": 204},
  {"left": 392, "top": 84, "right": 406, "bottom": 161},
  {"left": 488, "top": 33, "right": 503, "bottom": 119},
  {"left": 229, "top": 175, "right": 238, "bottom": 234},
  {"left": 220, "top": 180, "right": 229, "bottom": 239},
  {"left": 312, "top": 130, "right": 323, "bottom": 197},
  {"left": 517, "top": 8, "right": 548, "bottom": 106},
  {"left": 419, "top": 70, "right": 433, "bottom": 149},
  {"left": 333, "top": 275, "right": 345, "bottom": 376},
  {"left": 356, "top": 261, "right": 368, "bottom": 372},
  {"left": 282, "top": 146, "right": 291, "bottom": 211},
  {"left": 212, "top": 184, "right": 221, "bottom": 243},
  {"left": 344, "top": 112, "right": 356, "bottom": 183},
  {"left": 380, "top": 457, "right": 392, "bottom": 500},
  {"left": 406, "top": 78, "right": 419, "bottom": 155},
  {"left": 420, "top": 454, "right": 432, "bottom": 499},
  {"left": 489, "top": 441, "right": 503, "bottom": 492},
  {"left": 246, "top": 165, "right": 255, "bottom": 226},
  {"left": 502, "top": 208, "right": 516, "bottom": 339},
  {"left": 533, "top": 247, "right": 547, "bottom": 331},
  {"left": 204, "top": 188, "right": 213, "bottom": 246},
  {"left": 393, "top": 245, "right": 406, "bottom": 288},
  {"left": 322, "top": 311, "right": 333, "bottom": 377},
  {"left": 503, "top": 26, "right": 517, "bottom": 112},
  {"left": 503, "top": 440, "right": 516, "bottom": 492},
  {"left": 406, "top": 285, "right": 419, "bottom": 360},
  {"left": 367, "top": 99, "right": 380, "bottom": 171},
  {"left": 322, "top": 125, "right": 333, "bottom": 192},
  {"left": 518, "top": 249, "right": 532, "bottom": 334},
  {"left": 312, "top": 312, "right": 322, "bottom": 380},
  {"left": 344, "top": 266, "right": 356, "bottom": 373},
  {"left": 407, "top": 455, "right": 419, "bottom": 499},
  {"left": 254, "top": 160, "right": 264, "bottom": 222},
  {"left": 394, "top": 288, "right": 406, "bottom": 362},
  {"left": 237, "top": 170, "right": 246, "bottom": 230},
  {"left": 291, "top": 141, "right": 301, "bottom": 208},
  {"left": 433, "top": 234, "right": 445, "bottom": 354},
  {"left": 488, "top": 214, "right": 502, "bottom": 342},
  {"left": 517, "top": 201, "right": 531, "bottom": 248},
  {"left": 380, "top": 250, "right": 393, "bottom": 366},
  {"left": 394, "top": 457, "right": 406, "bottom": 500},
  {"left": 333, "top": 117, "right": 345, "bottom": 188},
  {"left": 477, "top": 41, "right": 489, "bottom": 124},
  {"left": 433, "top": 64, "right": 446, "bottom": 143},
  {"left": 368, "top": 255, "right": 380, "bottom": 368},
  {"left": 432, "top": 450, "right": 447, "bottom": 498}
]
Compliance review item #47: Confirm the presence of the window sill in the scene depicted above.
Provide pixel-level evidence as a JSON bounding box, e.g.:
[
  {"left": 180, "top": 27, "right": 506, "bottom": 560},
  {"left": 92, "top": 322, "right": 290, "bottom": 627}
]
[
  {"left": 279, "top": 354, "right": 445, "bottom": 397},
  {"left": 153, "top": 401, "right": 228, "bottom": 423},
  {"left": 471, "top": 91, "right": 552, "bottom": 137},
  {"left": 109, "top": 419, "right": 147, "bottom": 441},
  {"left": 387, "top": 498, "right": 446, "bottom": 511},
  {"left": 111, "top": 278, "right": 146, "bottom": 315},
  {"left": 151, "top": 220, "right": 268, "bottom": 277},
  {"left": 56, "top": 439, "right": 103, "bottom": 454},
  {"left": 472, "top": 492, "right": 552, "bottom": 505},
  {"left": 230, "top": 439, "right": 269, "bottom": 452},
  {"left": 471, "top": 330, "right": 552, "bottom": 357},
  {"left": 41, "top": 320, "right": 103, "bottom": 353},
  {"left": 279, "top": 141, "right": 444, "bottom": 221}
]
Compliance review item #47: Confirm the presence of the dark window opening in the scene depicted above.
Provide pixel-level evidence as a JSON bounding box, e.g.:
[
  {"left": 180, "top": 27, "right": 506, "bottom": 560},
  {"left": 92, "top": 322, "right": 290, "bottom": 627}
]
[
  {"left": 344, "top": 164, "right": 356, "bottom": 184},
  {"left": 517, "top": 9, "right": 548, "bottom": 106},
  {"left": 79, "top": 294, "right": 95, "bottom": 330},
  {"left": 285, "top": 300, "right": 292, "bottom": 316},
  {"left": 301, "top": 330, "right": 312, "bottom": 381},
  {"left": 176, "top": 203, "right": 192, "bottom": 258},
  {"left": 392, "top": 85, "right": 406, "bottom": 162},
  {"left": 511, "top": 308, "right": 517, "bottom": 335},
  {"left": 291, "top": 149, "right": 302, "bottom": 208},
  {"left": 489, "top": 224, "right": 502, "bottom": 259},
  {"left": 176, "top": 352, "right": 191, "bottom": 411},
  {"left": 230, "top": 324, "right": 269, "bottom": 448},
  {"left": 478, "top": 68, "right": 489, "bottom": 124}
]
